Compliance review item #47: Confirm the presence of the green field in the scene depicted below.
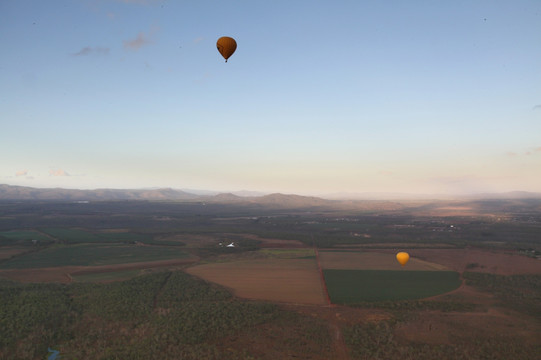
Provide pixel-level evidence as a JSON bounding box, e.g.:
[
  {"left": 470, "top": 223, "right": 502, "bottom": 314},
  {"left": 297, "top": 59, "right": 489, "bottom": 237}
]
[
  {"left": 38, "top": 228, "right": 158, "bottom": 244},
  {"left": 324, "top": 270, "right": 462, "bottom": 303},
  {"left": 260, "top": 248, "right": 315, "bottom": 258},
  {"left": 72, "top": 269, "right": 142, "bottom": 282},
  {"left": 95, "top": 232, "right": 152, "bottom": 243},
  {"left": 0, "top": 230, "right": 53, "bottom": 245},
  {"left": 40, "top": 228, "right": 106, "bottom": 243},
  {"left": 0, "top": 244, "right": 191, "bottom": 269}
]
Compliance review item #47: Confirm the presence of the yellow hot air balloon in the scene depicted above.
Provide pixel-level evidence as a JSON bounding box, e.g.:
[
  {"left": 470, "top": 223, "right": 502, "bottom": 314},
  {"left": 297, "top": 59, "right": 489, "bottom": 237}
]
[
  {"left": 216, "top": 36, "right": 237, "bottom": 62},
  {"left": 396, "top": 252, "right": 410, "bottom": 266}
]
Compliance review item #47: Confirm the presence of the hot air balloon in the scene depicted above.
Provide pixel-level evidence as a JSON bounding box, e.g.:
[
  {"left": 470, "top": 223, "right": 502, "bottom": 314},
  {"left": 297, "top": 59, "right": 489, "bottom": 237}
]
[
  {"left": 216, "top": 36, "right": 237, "bottom": 62},
  {"left": 396, "top": 252, "right": 410, "bottom": 266}
]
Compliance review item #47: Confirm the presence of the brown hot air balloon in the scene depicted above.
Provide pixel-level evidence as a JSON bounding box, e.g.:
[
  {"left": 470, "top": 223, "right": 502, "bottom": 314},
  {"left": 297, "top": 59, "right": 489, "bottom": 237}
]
[{"left": 216, "top": 36, "right": 237, "bottom": 62}]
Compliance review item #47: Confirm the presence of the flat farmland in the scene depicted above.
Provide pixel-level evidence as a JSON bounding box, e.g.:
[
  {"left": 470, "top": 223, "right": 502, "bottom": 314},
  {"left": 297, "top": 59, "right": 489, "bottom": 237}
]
[
  {"left": 0, "top": 258, "right": 198, "bottom": 283},
  {"left": 0, "top": 230, "right": 53, "bottom": 244},
  {"left": 0, "top": 247, "right": 29, "bottom": 260},
  {"left": 411, "top": 248, "right": 541, "bottom": 275},
  {"left": 40, "top": 228, "right": 105, "bottom": 243},
  {"left": 71, "top": 269, "right": 142, "bottom": 282},
  {"left": 319, "top": 250, "right": 448, "bottom": 271},
  {"left": 0, "top": 244, "right": 193, "bottom": 269},
  {"left": 324, "top": 270, "right": 462, "bottom": 303},
  {"left": 186, "top": 258, "right": 326, "bottom": 305}
]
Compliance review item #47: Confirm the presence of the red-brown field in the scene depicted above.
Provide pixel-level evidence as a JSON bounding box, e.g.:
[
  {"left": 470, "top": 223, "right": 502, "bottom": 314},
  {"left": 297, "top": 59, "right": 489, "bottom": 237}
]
[
  {"left": 319, "top": 250, "right": 448, "bottom": 271},
  {"left": 0, "top": 247, "right": 29, "bottom": 260},
  {"left": 186, "top": 258, "right": 327, "bottom": 305},
  {"left": 392, "top": 248, "right": 541, "bottom": 275}
]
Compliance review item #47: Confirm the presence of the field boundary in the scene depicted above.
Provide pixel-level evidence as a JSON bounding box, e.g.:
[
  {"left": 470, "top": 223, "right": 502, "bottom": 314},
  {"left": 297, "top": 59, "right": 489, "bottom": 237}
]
[{"left": 315, "top": 247, "right": 331, "bottom": 306}]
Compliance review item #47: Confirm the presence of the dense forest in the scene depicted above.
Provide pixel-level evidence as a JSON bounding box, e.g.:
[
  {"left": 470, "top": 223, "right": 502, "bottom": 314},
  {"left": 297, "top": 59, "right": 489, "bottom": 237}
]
[{"left": 1, "top": 270, "right": 540, "bottom": 359}]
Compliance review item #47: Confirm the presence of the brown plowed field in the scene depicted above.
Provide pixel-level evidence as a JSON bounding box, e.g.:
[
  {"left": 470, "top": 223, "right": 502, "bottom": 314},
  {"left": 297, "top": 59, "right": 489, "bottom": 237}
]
[
  {"left": 186, "top": 258, "right": 327, "bottom": 305},
  {"left": 391, "top": 248, "right": 541, "bottom": 275},
  {"left": 319, "top": 251, "right": 448, "bottom": 271}
]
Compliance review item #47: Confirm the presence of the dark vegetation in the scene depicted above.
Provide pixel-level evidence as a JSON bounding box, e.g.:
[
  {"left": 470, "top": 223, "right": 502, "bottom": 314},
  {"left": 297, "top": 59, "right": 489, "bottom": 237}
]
[
  {"left": 2, "top": 269, "right": 537, "bottom": 359},
  {"left": 464, "top": 272, "right": 541, "bottom": 318},
  {"left": 344, "top": 319, "right": 540, "bottom": 360},
  {"left": 0, "top": 271, "right": 332, "bottom": 359}
]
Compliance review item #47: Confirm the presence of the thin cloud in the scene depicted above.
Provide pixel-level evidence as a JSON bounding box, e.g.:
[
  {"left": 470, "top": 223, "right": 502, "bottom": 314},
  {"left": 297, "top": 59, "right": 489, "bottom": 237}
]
[
  {"left": 72, "top": 47, "right": 110, "bottom": 56},
  {"left": 427, "top": 175, "right": 506, "bottom": 194},
  {"left": 506, "top": 147, "right": 541, "bottom": 157},
  {"left": 524, "top": 146, "right": 541, "bottom": 155},
  {"left": 49, "top": 169, "right": 70, "bottom": 177},
  {"left": 117, "top": 0, "right": 162, "bottom": 4},
  {"left": 193, "top": 37, "right": 204, "bottom": 44},
  {"left": 532, "top": 104, "right": 541, "bottom": 110},
  {"left": 124, "top": 32, "right": 152, "bottom": 50},
  {"left": 15, "top": 170, "right": 28, "bottom": 177},
  {"left": 123, "top": 26, "right": 159, "bottom": 51}
]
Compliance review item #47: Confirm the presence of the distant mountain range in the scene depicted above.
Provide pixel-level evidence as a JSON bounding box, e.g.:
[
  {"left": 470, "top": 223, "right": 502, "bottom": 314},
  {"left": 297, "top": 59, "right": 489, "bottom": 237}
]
[
  {"left": 0, "top": 184, "right": 334, "bottom": 208},
  {"left": 0, "top": 184, "right": 198, "bottom": 201},
  {"left": 1, "top": 184, "right": 540, "bottom": 205}
]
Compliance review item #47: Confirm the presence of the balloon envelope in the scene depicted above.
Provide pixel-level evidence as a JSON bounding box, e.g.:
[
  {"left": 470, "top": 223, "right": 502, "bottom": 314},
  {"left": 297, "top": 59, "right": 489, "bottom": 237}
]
[
  {"left": 396, "top": 252, "right": 410, "bottom": 266},
  {"left": 216, "top": 36, "right": 237, "bottom": 62}
]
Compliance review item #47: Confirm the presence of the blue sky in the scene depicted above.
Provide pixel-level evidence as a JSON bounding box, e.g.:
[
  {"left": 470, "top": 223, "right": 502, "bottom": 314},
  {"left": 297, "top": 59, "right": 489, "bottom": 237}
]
[{"left": 1, "top": 0, "right": 540, "bottom": 195}]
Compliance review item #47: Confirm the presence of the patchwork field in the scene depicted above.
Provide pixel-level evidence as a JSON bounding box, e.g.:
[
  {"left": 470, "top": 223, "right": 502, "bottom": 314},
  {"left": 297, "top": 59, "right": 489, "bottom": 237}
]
[
  {"left": 318, "top": 251, "right": 461, "bottom": 303},
  {"left": 186, "top": 257, "right": 326, "bottom": 305},
  {"left": 324, "top": 269, "right": 462, "bottom": 303},
  {"left": 319, "top": 250, "right": 448, "bottom": 271}
]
